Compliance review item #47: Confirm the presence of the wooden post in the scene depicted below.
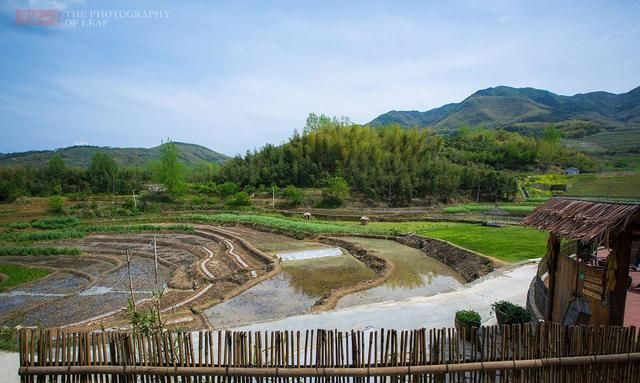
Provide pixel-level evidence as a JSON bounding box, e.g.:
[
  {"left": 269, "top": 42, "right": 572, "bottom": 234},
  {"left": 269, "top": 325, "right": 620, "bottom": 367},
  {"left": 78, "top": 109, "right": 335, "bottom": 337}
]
[
  {"left": 610, "top": 229, "right": 633, "bottom": 325},
  {"left": 153, "top": 235, "right": 163, "bottom": 325},
  {"left": 126, "top": 249, "right": 136, "bottom": 313},
  {"left": 546, "top": 233, "right": 560, "bottom": 322}
]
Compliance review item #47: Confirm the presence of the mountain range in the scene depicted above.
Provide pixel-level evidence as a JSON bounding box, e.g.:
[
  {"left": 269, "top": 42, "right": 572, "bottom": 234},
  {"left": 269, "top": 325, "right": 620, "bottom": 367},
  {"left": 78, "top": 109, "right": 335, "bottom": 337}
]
[
  {"left": 369, "top": 86, "right": 640, "bottom": 153},
  {"left": 0, "top": 142, "right": 229, "bottom": 168}
]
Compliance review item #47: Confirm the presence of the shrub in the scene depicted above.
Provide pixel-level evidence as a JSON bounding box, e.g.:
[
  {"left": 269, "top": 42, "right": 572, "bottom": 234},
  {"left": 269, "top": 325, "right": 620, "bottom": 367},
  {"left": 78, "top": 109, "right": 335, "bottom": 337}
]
[
  {"left": 455, "top": 309, "right": 481, "bottom": 328},
  {"left": 320, "top": 177, "right": 349, "bottom": 207},
  {"left": 48, "top": 196, "right": 64, "bottom": 214},
  {"left": 492, "top": 301, "right": 532, "bottom": 324},
  {"left": 282, "top": 185, "right": 304, "bottom": 207},
  {"left": 0, "top": 327, "right": 18, "bottom": 352},
  {"left": 216, "top": 182, "right": 239, "bottom": 198},
  {"left": 227, "top": 191, "right": 251, "bottom": 207}
]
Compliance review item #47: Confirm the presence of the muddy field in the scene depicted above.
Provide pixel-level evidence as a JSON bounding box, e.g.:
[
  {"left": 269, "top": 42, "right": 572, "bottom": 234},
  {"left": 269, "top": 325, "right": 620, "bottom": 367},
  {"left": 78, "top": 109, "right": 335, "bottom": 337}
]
[{"left": 0, "top": 228, "right": 272, "bottom": 329}]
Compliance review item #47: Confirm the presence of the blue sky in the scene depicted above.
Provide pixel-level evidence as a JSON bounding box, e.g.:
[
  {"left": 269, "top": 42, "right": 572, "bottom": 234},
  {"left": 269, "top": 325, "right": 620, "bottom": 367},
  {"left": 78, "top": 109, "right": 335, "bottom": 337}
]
[{"left": 1, "top": 0, "right": 639, "bottom": 156}]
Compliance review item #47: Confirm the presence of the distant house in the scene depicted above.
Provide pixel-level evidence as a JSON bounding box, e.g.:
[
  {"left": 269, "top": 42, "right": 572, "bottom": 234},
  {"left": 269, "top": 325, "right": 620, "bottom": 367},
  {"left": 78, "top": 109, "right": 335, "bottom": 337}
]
[
  {"left": 147, "top": 184, "right": 166, "bottom": 193},
  {"left": 564, "top": 167, "right": 580, "bottom": 175}
]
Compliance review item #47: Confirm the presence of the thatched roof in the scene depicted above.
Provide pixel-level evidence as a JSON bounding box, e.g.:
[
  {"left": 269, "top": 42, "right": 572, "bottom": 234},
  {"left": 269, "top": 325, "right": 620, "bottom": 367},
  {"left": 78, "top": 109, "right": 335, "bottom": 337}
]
[{"left": 522, "top": 198, "right": 640, "bottom": 241}]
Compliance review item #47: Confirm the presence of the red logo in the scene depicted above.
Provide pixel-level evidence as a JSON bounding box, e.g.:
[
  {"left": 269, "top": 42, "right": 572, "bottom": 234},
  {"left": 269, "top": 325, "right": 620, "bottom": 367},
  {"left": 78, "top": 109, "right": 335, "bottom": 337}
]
[{"left": 16, "top": 9, "right": 59, "bottom": 26}]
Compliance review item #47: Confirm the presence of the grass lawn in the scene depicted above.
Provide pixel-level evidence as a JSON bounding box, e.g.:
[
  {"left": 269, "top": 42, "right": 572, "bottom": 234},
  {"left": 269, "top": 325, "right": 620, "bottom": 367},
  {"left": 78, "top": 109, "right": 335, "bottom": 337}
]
[
  {"left": 0, "top": 263, "right": 50, "bottom": 292},
  {"left": 366, "top": 221, "right": 547, "bottom": 263}
]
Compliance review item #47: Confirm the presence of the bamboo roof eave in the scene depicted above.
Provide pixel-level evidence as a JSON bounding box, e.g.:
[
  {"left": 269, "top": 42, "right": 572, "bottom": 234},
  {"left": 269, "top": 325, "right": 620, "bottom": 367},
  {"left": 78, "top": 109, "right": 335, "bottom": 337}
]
[{"left": 521, "top": 197, "right": 640, "bottom": 242}]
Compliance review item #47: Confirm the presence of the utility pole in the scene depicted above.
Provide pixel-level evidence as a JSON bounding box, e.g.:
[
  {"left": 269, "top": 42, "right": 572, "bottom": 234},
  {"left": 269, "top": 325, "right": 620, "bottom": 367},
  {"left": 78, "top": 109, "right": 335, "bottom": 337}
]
[
  {"left": 153, "top": 235, "right": 163, "bottom": 324},
  {"left": 112, "top": 173, "right": 117, "bottom": 209},
  {"left": 272, "top": 186, "right": 276, "bottom": 209},
  {"left": 126, "top": 249, "right": 136, "bottom": 313},
  {"left": 476, "top": 184, "right": 481, "bottom": 203},
  {"left": 132, "top": 189, "right": 137, "bottom": 209}
]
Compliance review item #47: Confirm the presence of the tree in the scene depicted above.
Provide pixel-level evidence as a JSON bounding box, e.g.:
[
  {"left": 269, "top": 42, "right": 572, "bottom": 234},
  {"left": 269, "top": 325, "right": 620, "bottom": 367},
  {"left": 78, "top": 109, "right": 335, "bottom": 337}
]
[
  {"left": 157, "top": 140, "right": 186, "bottom": 196},
  {"left": 283, "top": 185, "right": 304, "bottom": 206},
  {"left": 88, "top": 152, "right": 118, "bottom": 193},
  {"left": 47, "top": 154, "right": 65, "bottom": 179},
  {"left": 320, "top": 176, "right": 349, "bottom": 207},
  {"left": 47, "top": 154, "right": 66, "bottom": 192}
]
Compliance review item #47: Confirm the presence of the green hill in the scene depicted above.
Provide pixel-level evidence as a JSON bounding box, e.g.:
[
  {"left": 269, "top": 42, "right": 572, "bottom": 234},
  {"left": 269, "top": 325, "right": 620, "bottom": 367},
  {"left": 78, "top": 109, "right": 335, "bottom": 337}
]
[
  {"left": 0, "top": 142, "right": 229, "bottom": 168},
  {"left": 369, "top": 86, "right": 640, "bottom": 153}
]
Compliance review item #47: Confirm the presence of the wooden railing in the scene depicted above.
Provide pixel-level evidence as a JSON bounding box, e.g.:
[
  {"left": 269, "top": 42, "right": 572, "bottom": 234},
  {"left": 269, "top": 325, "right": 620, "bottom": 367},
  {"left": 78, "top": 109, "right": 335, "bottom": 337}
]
[{"left": 18, "top": 322, "right": 640, "bottom": 382}]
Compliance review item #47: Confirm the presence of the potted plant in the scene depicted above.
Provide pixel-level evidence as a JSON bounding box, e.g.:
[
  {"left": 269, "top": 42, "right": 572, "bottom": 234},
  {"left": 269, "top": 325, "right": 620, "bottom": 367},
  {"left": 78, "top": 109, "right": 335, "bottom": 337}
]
[
  {"left": 492, "top": 301, "right": 532, "bottom": 326},
  {"left": 455, "top": 309, "right": 481, "bottom": 340}
]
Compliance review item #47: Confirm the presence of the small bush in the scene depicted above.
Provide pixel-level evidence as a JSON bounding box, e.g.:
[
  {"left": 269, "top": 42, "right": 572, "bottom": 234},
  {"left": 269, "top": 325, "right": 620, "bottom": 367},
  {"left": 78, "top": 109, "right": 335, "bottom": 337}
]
[
  {"left": 492, "top": 301, "right": 532, "bottom": 324},
  {"left": 0, "top": 327, "right": 18, "bottom": 352},
  {"left": 455, "top": 310, "right": 481, "bottom": 328},
  {"left": 48, "top": 196, "right": 64, "bottom": 214},
  {"left": 282, "top": 185, "right": 304, "bottom": 207},
  {"left": 227, "top": 191, "right": 251, "bottom": 207}
]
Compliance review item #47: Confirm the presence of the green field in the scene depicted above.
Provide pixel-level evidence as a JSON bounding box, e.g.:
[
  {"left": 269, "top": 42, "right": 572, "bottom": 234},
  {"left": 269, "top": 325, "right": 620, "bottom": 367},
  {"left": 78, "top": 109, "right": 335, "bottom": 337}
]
[
  {"left": 567, "top": 172, "right": 640, "bottom": 199},
  {"left": 443, "top": 202, "right": 540, "bottom": 215},
  {"left": 185, "top": 213, "right": 547, "bottom": 263},
  {"left": 0, "top": 264, "right": 50, "bottom": 291}
]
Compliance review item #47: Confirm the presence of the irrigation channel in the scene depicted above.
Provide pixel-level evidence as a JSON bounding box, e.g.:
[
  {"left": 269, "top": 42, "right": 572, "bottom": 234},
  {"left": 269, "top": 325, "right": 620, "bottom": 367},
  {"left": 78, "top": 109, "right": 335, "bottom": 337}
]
[{"left": 0, "top": 224, "right": 496, "bottom": 331}]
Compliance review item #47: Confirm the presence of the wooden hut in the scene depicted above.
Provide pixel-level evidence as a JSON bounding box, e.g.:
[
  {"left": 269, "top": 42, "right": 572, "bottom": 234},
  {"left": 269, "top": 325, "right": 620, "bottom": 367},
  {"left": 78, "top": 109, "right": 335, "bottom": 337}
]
[
  {"left": 523, "top": 198, "right": 640, "bottom": 326},
  {"left": 303, "top": 212, "right": 312, "bottom": 220},
  {"left": 360, "top": 216, "right": 370, "bottom": 225}
]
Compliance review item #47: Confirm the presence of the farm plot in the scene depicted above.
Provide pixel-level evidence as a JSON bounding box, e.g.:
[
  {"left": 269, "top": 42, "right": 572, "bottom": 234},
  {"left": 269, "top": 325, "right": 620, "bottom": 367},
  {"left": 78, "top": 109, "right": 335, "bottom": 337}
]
[{"left": 0, "top": 230, "right": 272, "bottom": 329}]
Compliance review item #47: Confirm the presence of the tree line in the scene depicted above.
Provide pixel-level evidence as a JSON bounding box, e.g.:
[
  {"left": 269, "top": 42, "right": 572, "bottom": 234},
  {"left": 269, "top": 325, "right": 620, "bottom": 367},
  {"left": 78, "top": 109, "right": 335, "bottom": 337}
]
[{"left": 0, "top": 116, "right": 597, "bottom": 206}]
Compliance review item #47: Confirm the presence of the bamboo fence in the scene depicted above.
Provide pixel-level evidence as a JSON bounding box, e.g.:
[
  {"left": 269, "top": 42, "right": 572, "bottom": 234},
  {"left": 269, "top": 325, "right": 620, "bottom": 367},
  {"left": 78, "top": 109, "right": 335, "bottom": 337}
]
[{"left": 18, "top": 322, "right": 640, "bottom": 382}]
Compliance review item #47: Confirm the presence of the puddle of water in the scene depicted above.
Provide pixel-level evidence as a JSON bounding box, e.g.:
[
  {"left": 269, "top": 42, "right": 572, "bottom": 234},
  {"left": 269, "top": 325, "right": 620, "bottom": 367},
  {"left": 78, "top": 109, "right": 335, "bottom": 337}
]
[
  {"left": 336, "top": 238, "right": 464, "bottom": 308},
  {"left": 276, "top": 247, "right": 343, "bottom": 261}
]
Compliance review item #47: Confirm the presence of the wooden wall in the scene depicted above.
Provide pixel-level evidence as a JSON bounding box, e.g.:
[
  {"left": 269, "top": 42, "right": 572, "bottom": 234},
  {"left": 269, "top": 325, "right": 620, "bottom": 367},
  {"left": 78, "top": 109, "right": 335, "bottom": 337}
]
[{"left": 552, "top": 255, "right": 609, "bottom": 325}]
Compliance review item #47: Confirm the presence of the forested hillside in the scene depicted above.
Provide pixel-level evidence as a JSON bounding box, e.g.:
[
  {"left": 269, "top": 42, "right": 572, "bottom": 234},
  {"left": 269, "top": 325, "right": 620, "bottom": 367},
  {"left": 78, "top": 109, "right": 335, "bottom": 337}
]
[
  {"left": 219, "top": 115, "right": 594, "bottom": 205},
  {"left": 370, "top": 86, "right": 640, "bottom": 154},
  {"left": 0, "top": 142, "right": 228, "bottom": 168}
]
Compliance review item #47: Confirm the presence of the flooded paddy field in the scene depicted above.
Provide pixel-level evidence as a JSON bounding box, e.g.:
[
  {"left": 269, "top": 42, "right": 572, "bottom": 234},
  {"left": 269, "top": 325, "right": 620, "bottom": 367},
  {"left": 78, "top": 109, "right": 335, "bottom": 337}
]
[
  {"left": 336, "top": 237, "right": 464, "bottom": 308},
  {"left": 204, "top": 227, "right": 464, "bottom": 329},
  {"left": 205, "top": 245, "right": 376, "bottom": 328}
]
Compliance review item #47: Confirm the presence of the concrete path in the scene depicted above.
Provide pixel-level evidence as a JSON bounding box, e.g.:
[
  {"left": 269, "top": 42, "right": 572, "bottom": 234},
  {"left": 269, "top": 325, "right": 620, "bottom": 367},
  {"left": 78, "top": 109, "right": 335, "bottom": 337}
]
[
  {"left": 0, "top": 262, "right": 537, "bottom": 381},
  {"left": 232, "top": 262, "right": 538, "bottom": 332},
  {"left": 0, "top": 351, "right": 19, "bottom": 383}
]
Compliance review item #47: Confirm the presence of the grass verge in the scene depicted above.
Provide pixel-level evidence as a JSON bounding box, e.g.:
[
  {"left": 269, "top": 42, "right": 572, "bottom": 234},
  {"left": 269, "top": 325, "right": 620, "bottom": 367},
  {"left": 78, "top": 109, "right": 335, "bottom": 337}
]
[
  {"left": 0, "top": 224, "right": 194, "bottom": 242},
  {"left": 0, "top": 246, "right": 82, "bottom": 256}
]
